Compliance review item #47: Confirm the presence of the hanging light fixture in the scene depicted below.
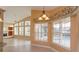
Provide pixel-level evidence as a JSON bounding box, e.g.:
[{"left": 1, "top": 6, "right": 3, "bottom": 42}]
[{"left": 38, "top": 7, "right": 49, "bottom": 21}]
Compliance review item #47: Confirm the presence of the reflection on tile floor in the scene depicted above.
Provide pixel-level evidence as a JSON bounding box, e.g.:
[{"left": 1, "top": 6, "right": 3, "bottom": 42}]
[{"left": 3, "top": 38, "right": 53, "bottom": 52}]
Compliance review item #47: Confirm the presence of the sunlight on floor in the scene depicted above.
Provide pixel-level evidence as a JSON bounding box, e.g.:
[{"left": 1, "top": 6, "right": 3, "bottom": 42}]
[{"left": 3, "top": 38, "right": 54, "bottom": 52}]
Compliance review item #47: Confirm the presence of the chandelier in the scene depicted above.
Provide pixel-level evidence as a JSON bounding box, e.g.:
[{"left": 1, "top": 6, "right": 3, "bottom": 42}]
[{"left": 38, "top": 7, "right": 50, "bottom": 21}]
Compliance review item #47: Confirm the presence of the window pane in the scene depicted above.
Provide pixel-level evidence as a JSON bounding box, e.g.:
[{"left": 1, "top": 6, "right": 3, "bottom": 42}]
[
  {"left": 14, "top": 27, "right": 18, "bottom": 35},
  {"left": 21, "top": 27, "right": 24, "bottom": 35},
  {"left": 53, "top": 22, "right": 61, "bottom": 44},
  {"left": 61, "top": 33, "right": 70, "bottom": 48},
  {"left": 25, "top": 27, "right": 30, "bottom": 36},
  {"left": 25, "top": 21, "right": 30, "bottom": 36},
  {"left": 53, "top": 17, "right": 71, "bottom": 48},
  {"left": 53, "top": 23, "right": 60, "bottom": 32},
  {"left": 53, "top": 33, "right": 61, "bottom": 44},
  {"left": 14, "top": 23, "right": 18, "bottom": 26},
  {"left": 19, "top": 27, "right": 21, "bottom": 35},
  {"left": 19, "top": 27, "right": 24, "bottom": 35},
  {"left": 61, "top": 19, "right": 70, "bottom": 48},
  {"left": 25, "top": 21, "right": 30, "bottom": 25},
  {"left": 21, "top": 21, "right": 24, "bottom": 26},
  {"left": 35, "top": 23, "right": 48, "bottom": 42}
]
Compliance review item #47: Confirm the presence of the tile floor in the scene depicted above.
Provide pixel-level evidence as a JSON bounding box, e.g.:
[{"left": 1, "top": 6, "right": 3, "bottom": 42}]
[{"left": 3, "top": 38, "right": 53, "bottom": 52}]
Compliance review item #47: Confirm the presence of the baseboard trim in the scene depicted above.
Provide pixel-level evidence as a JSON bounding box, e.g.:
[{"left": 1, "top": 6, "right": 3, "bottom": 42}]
[{"left": 32, "top": 44, "right": 58, "bottom": 52}]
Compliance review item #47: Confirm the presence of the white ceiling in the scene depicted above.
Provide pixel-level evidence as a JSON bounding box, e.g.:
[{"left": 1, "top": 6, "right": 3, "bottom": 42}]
[
  {"left": 0, "top": 6, "right": 31, "bottom": 23},
  {"left": 0, "top": 6, "right": 57, "bottom": 23}
]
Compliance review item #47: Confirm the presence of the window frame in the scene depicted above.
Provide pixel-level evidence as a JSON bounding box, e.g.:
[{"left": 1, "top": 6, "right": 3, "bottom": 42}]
[
  {"left": 35, "top": 23, "right": 48, "bottom": 42},
  {"left": 52, "top": 17, "right": 71, "bottom": 48},
  {"left": 25, "top": 20, "right": 30, "bottom": 36}
]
